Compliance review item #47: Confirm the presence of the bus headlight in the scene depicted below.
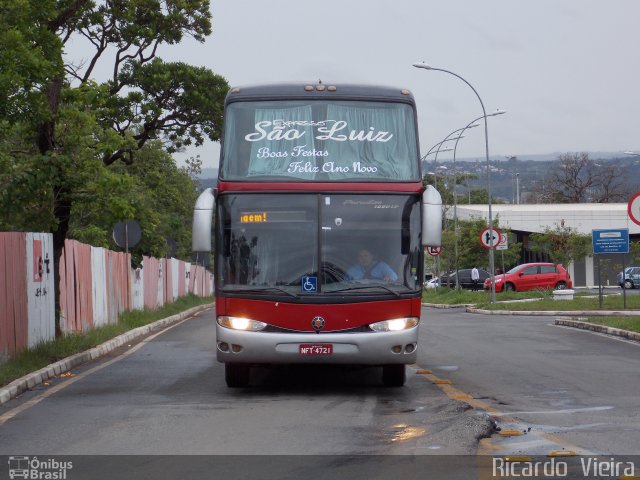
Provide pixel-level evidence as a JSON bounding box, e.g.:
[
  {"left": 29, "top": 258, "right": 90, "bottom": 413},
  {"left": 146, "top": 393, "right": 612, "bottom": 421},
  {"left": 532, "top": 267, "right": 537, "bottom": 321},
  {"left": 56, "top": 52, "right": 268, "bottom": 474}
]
[
  {"left": 217, "top": 316, "right": 267, "bottom": 331},
  {"left": 369, "top": 317, "right": 419, "bottom": 332}
]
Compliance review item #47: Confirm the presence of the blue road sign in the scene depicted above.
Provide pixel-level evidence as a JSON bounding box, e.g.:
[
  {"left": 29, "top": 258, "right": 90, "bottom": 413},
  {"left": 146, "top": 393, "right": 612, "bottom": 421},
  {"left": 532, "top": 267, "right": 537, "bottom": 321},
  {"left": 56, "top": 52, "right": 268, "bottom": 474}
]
[{"left": 592, "top": 228, "right": 629, "bottom": 254}]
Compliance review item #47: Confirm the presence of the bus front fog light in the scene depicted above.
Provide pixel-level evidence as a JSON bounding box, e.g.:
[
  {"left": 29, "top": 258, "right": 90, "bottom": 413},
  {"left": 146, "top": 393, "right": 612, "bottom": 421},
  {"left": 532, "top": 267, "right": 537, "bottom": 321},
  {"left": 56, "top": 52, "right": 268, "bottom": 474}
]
[
  {"left": 392, "top": 345, "right": 403, "bottom": 353},
  {"left": 405, "top": 343, "right": 416, "bottom": 354},
  {"left": 369, "top": 317, "right": 419, "bottom": 332},
  {"left": 231, "top": 344, "right": 243, "bottom": 353},
  {"left": 219, "top": 342, "right": 229, "bottom": 352}
]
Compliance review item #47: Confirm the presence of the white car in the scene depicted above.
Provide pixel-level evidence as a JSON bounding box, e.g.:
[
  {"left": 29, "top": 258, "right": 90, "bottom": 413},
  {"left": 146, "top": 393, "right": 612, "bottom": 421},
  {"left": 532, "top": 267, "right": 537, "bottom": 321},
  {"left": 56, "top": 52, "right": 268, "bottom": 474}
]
[{"left": 424, "top": 277, "right": 440, "bottom": 289}]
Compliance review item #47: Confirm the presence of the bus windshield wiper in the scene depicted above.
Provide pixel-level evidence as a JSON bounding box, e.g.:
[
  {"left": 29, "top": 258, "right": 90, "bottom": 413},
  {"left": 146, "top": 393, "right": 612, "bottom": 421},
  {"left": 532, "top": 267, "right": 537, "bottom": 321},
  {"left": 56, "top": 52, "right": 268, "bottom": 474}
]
[
  {"left": 330, "top": 284, "right": 402, "bottom": 298},
  {"left": 227, "top": 286, "right": 299, "bottom": 298}
]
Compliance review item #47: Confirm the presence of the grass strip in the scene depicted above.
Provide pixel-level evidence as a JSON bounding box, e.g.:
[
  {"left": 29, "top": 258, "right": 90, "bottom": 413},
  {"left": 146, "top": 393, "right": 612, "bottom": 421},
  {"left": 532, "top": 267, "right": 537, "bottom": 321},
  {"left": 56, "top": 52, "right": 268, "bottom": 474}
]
[
  {"left": 583, "top": 316, "right": 640, "bottom": 333},
  {"left": 0, "top": 295, "right": 214, "bottom": 387},
  {"left": 422, "top": 288, "right": 552, "bottom": 305},
  {"left": 476, "top": 294, "right": 640, "bottom": 311}
]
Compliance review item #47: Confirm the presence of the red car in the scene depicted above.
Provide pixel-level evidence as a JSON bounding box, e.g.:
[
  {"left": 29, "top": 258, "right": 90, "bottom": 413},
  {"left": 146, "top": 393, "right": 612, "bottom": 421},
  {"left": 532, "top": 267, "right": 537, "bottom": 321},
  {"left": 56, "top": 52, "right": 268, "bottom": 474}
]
[{"left": 484, "top": 263, "right": 572, "bottom": 292}]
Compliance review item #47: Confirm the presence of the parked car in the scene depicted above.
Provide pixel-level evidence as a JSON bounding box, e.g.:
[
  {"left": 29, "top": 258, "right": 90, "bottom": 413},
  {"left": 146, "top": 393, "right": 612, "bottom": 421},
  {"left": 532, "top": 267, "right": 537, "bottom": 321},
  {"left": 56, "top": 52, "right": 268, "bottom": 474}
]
[
  {"left": 484, "top": 262, "right": 572, "bottom": 292},
  {"left": 617, "top": 266, "right": 640, "bottom": 289},
  {"left": 424, "top": 277, "right": 440, "bottom": 289},
  {"left": 440, "top": 268, "right": 490, "bottom": 289}
]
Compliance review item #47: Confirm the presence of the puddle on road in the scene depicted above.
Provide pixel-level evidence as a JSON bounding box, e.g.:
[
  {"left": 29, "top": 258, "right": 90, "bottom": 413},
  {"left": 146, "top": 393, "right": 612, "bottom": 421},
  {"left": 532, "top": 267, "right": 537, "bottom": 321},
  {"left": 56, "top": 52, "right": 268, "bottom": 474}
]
[{"left": 385, "top": 423, "right": 428, "bottom": 443}]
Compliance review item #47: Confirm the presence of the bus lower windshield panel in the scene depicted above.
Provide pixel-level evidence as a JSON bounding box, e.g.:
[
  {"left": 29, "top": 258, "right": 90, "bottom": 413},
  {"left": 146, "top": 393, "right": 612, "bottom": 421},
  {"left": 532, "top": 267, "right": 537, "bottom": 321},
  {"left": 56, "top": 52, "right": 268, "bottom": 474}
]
[{"left": 217, "top": 193, "right": 421, "bottom": 296}]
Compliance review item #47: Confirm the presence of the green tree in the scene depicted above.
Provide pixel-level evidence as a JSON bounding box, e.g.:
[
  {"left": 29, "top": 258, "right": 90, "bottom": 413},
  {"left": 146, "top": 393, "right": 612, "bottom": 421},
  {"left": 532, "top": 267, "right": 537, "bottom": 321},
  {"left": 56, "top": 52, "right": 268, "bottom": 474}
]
[
  {"left": 454, "top": 218, "right": 521, "bottom": 271},
  {"left": 425, "top": 218, "right": 522, "bottom": 282},
  {"left": 0, "top": 0, "right": 229, "bottom": 333},
  {"left": 631, "top": 240, "right": 640, "bottom": 265},
  {"left": 468, "top": 188, "right": 489, "bottom": 204},
  {"left": 67, "top": 140, "right": 199, "bottom": 265},
  {"left": 529, "top": 223, "right": 591, "bottom": 267}
]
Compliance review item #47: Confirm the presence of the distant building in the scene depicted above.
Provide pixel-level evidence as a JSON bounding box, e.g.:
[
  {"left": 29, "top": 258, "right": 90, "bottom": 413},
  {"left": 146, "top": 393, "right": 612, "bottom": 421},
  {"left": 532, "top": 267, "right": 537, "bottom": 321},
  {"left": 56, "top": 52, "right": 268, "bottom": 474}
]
[{"left": 451, "top": 203, "right": 639, "bottom": 287}]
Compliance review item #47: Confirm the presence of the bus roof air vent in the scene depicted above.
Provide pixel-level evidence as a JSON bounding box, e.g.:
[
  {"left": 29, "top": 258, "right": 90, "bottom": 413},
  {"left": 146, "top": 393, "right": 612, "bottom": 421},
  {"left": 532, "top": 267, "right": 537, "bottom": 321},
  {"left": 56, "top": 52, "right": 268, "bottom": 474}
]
[
  {"left": 304, "top": 85, "right": 314, "bottom": 91},
  {"left": 401, "top": 89, "right": 411, "bottom": 96},
  {"left": 327, "top": 86, "right": 337, "bottom": 92},
  {"left": 230, "top": 87, "right": 240, "bottom": 94}
]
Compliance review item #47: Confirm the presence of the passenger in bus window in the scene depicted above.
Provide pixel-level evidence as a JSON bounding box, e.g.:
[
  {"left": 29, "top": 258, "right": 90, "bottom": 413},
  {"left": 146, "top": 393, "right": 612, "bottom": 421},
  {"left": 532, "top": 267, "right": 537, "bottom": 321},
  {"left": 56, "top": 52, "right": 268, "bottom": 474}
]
[{"left": 346, "top": 248, "right": 398, "bottom": 282}]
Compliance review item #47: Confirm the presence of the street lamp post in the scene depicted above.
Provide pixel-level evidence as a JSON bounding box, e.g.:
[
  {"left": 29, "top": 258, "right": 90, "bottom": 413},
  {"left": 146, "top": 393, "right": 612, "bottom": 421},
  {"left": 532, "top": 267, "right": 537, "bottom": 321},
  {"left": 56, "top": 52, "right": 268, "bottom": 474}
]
[
  {"left": 422, "top": 138, "right": 457, "bottom": 160},
  {"left": 422, "top": 147, "right": 453, "bottom": 189},
  {"left": 413, "top": 62, "right": 499, "bottom": 302},
  {"left": 421, "top": 132, "right": 467, "bottom": 182},
  {"left": 433, "top": 131, "right": 466, "bottom": 177},
  {"left": 426, "top": 124, "right": 479, "bottom": 289},
  {"left": 450, "top": 110, "right": 506, "bottom": 291}
]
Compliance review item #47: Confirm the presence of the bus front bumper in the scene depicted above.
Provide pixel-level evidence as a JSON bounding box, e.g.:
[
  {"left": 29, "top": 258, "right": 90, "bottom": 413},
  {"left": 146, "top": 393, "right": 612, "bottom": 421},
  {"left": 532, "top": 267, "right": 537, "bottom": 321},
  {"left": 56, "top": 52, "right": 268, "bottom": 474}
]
[{"left": 215, "top": 326, "right": 418, "bottom": 365}]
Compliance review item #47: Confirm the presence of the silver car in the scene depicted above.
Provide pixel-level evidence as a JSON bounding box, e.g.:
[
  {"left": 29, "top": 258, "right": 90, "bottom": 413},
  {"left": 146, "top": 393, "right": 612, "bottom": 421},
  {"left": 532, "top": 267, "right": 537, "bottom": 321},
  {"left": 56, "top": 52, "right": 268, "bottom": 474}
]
[{"left": 617, "top": 266, "right": 640, "bottom": 289}]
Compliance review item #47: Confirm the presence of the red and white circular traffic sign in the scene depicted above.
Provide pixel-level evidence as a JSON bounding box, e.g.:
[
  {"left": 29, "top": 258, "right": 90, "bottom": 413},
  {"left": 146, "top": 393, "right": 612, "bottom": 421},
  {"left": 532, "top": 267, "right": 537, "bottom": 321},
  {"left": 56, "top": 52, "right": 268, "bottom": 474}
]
[
  {"left": 628, "top": 192, "right": 640, "bottom": 226},
  {"left": 425, "top": 246, "right": 442, "bottom": 256},
  {"left": 479, "top": 227, "right": 502, "bottom": 249}
]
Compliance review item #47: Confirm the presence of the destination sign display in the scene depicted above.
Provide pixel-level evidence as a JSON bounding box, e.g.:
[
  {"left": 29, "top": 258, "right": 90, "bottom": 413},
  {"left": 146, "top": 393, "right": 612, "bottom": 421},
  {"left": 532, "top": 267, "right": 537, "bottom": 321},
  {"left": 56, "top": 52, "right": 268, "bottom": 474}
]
[
  {"left": 239, "top": 211, "right": 308, "bottom": 223},
  {"left": 239, "top": 212, "right": 268, "bottom": 224}
]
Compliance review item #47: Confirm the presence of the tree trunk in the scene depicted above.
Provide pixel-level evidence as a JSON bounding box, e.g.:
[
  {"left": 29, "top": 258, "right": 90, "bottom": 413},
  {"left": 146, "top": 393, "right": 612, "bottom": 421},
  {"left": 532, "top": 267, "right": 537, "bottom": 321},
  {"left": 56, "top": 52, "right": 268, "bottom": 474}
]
[
  {"left": 37, "top": 75, "right": 66, "bottom": 336},
  {"left": 51, "top": 186, "right": 72, "bottom": 337}
]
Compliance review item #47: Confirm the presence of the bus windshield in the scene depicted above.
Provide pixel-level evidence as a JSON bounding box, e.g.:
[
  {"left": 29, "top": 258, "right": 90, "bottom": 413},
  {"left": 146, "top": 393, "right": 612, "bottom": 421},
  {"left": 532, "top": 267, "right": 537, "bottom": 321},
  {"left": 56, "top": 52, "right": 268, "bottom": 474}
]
[
  {"left": 217, "top": 193, "right": 422, "bottom": 295},
  {"left": 220, "top": 100, "right": 420, "bottom": 182}
]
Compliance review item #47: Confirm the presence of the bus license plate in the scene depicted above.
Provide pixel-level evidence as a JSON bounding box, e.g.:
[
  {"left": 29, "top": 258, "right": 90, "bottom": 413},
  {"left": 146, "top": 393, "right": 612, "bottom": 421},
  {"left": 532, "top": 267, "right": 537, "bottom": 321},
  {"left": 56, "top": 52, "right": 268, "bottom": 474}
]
[{"left": 299, "top": 344, "right": 333, "bottom": 356}]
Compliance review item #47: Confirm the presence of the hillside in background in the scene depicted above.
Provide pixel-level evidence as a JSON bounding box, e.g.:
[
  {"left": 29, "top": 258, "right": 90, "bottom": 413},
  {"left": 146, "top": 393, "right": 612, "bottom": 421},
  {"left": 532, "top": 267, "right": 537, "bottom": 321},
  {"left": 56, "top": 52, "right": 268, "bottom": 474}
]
[
  {"left": 448, "top": 154, "right": 640, "bottom": 203},
  {"left": 196, "top": 154, "right": 640, "bottom": 203}
]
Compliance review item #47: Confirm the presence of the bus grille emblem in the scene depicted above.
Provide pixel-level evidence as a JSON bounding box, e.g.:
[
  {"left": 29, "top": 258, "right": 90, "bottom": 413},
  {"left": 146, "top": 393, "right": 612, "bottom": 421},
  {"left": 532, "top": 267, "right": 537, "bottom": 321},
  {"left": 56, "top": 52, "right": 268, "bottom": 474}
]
[{"left": 311, "top": 316, "right": 325, "bottom": 331}]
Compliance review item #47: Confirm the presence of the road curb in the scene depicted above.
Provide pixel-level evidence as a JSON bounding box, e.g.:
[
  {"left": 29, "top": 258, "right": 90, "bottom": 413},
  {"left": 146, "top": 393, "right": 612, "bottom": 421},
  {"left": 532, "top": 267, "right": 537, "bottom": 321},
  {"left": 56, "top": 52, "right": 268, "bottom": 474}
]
[
  {"left": 554, "top": 317, "right": 640, "bottom": 342},
  {"left": 465, "top": 307, "right": 640, "bottom": 316},
  {"left": 421, "top": 302, "right": 475, "bottom": 309},
  {"left": 0, "top": 302, "right": 214, "bottom": 406}
]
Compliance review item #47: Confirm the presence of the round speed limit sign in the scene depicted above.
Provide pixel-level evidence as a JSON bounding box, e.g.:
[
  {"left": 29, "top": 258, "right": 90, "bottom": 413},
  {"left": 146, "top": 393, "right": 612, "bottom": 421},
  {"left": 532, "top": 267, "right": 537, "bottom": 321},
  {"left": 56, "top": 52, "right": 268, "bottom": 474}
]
[{"left": 628, "top": 192, "right": 640, "bottom": 226}]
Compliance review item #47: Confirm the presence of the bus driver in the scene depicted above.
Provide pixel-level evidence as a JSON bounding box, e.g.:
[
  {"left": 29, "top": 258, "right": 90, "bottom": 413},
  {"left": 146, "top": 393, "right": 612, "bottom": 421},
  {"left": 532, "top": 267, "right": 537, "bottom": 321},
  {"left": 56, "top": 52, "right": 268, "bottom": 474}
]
[{"left": 347, "top": 248, "right": 398, "bottom": 282}]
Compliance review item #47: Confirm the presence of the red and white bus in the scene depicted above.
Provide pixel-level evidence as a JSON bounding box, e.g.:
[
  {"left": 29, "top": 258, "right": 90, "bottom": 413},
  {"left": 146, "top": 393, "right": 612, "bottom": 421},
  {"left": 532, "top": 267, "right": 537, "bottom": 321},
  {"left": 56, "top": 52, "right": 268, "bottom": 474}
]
[{"left": 193, "top": 82, "right": 442, "bottom": 387}]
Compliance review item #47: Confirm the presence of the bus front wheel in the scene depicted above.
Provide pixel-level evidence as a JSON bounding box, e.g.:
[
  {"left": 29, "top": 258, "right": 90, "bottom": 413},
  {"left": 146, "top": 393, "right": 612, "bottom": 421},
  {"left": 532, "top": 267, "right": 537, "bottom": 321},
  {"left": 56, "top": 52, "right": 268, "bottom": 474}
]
[
  {"left": 225, "top": 363, "right": 250, "bottom": 388},
  {"left": 382, "top": 365, "right": 406, "bottom": 387}
]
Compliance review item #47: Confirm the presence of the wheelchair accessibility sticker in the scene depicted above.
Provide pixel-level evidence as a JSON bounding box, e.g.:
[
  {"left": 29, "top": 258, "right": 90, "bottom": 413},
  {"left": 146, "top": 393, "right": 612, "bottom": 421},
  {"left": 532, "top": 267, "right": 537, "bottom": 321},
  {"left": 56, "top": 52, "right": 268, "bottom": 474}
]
[{"left": 302, "top": 276, "right": 318, "bottom": 292}]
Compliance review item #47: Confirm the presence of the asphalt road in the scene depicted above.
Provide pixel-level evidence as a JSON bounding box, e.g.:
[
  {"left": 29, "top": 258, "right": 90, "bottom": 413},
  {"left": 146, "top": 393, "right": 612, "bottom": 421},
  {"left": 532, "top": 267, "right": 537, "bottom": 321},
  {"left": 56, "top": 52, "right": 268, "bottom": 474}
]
[
  {"left": 0, "top": 309, "right": 489, "bottom": 458},
  {"left": 1, "top": 305, "right": 639, "bottom": 479},
  {"left": 418, "top": 306, "right": 640, "bottom": 456}
]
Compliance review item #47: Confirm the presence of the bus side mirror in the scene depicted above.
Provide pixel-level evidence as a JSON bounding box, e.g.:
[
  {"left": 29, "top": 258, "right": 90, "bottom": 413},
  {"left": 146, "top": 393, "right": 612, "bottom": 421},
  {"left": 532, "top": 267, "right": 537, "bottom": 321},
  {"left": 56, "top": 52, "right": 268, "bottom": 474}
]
[
  {"left": 422, "top": 185, "right": 442, "bottom": 247},
  {"left": 192, "top": 188, "right": 216, "bottom": 252}
]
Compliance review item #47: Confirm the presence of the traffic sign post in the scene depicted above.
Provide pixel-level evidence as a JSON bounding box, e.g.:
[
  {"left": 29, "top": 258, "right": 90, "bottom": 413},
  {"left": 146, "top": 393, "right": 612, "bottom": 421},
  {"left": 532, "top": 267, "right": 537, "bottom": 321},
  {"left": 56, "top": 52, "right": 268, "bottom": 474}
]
[
  {"left": 496, "top": 233, "right": 508, "bottom": 251},
  {"left": 592, "top": 228, "right": 629, "bottom": 309},
  {"left": 592, "top": 228, "right": 629, "bottom": 254},
  {"left": 496, "top": 233, "right": 509, "bottom": 280},
  {"left": 628, "top": 192, "right": 640, "bottom": 226},
  {"left": 480, "top": 227, "right": 501, "bottom": 249}
]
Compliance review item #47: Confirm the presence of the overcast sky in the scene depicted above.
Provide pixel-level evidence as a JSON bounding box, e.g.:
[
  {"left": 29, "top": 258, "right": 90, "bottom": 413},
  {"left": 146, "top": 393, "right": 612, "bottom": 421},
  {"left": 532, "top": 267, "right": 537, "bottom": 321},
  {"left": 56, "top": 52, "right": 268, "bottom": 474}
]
[{"left": 156, "top": 0, "right": 640, "bottom": 168}]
